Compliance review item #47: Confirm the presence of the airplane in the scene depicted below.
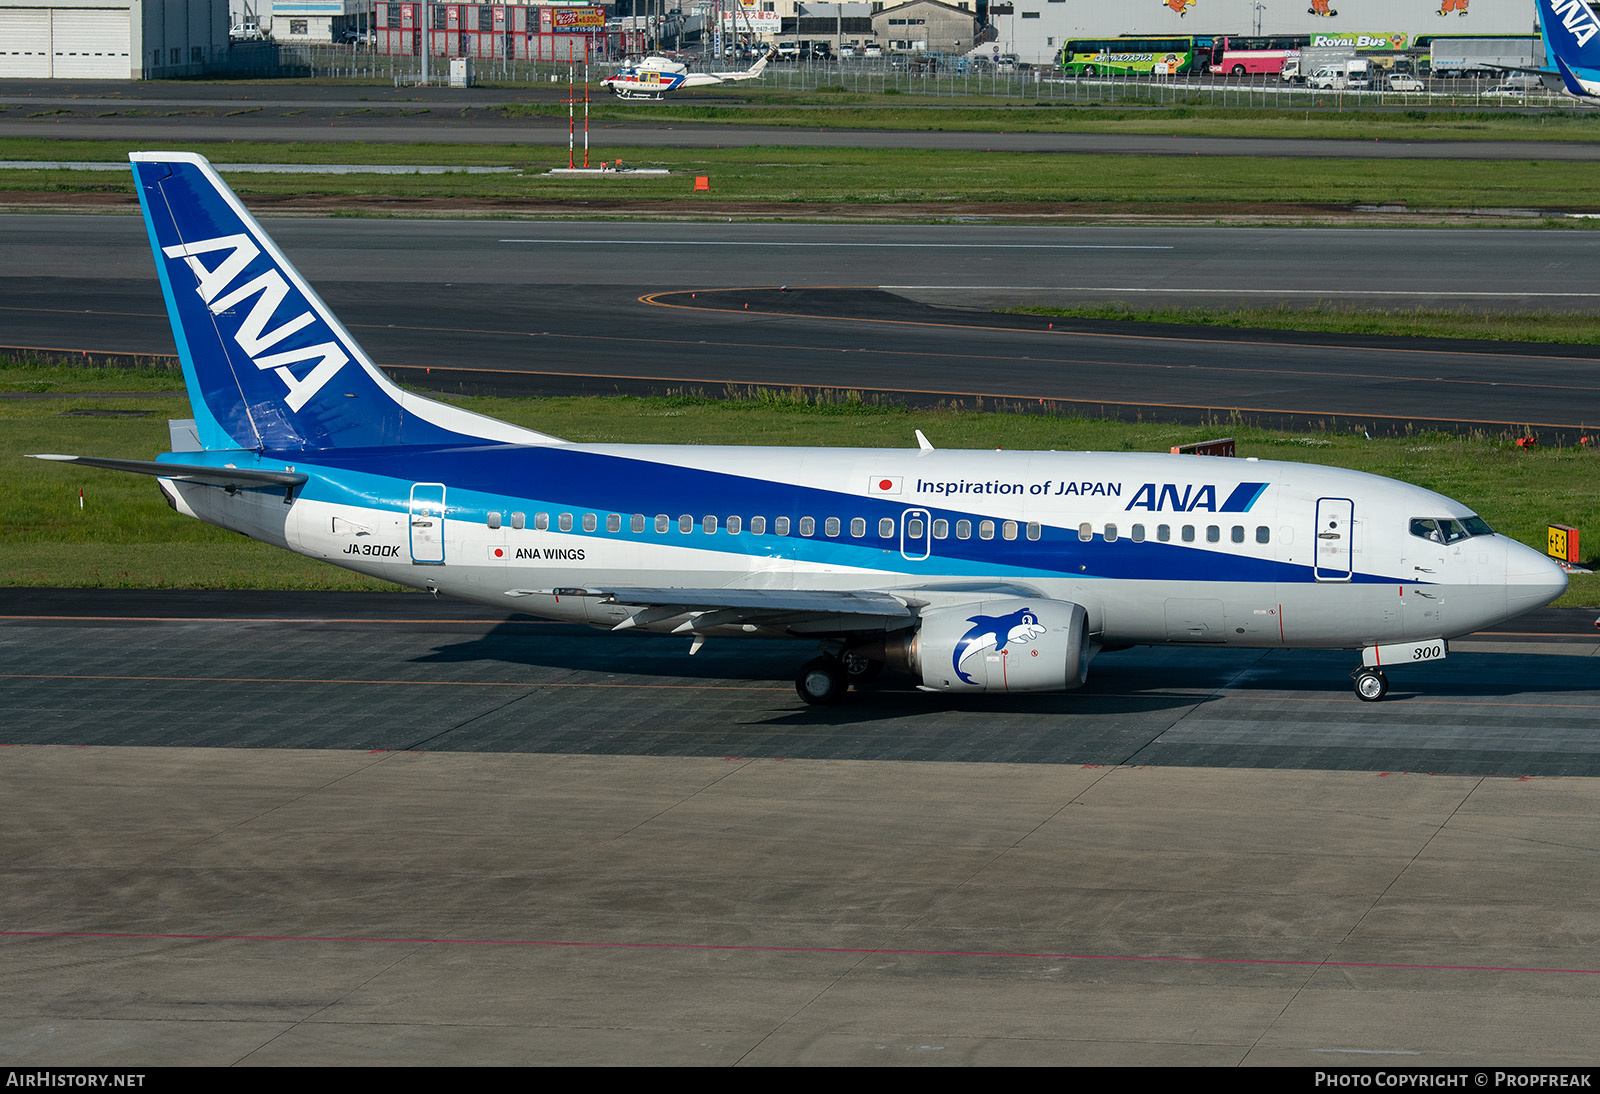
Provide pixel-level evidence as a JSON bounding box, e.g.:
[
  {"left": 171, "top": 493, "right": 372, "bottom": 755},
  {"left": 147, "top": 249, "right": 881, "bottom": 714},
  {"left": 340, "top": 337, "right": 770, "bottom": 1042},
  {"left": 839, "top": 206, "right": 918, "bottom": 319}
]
[
  {"left": 1536, "top": 0, "right": 1600, "bottom": 98},
  {"left": 31, "top": 152, "right": 1567, "bottom": 706},
  {"left": 601, "top": 51, "right": 771, "bottom": 99}
]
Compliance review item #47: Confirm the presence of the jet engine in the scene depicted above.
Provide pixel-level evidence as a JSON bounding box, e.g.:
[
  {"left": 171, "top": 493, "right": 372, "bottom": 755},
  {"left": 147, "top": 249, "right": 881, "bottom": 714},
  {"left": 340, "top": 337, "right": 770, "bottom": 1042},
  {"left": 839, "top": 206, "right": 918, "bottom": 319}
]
[{"left": 878, "top": 597, "right": 1090, "bottom": 693}]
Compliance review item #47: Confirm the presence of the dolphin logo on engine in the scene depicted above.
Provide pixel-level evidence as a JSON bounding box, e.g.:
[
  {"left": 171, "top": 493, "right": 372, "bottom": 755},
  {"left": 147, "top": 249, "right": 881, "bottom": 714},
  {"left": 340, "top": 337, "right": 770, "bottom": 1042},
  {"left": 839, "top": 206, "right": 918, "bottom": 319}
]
[{"left": 953, "top": 606, "right": 1049, "bottom": 685}]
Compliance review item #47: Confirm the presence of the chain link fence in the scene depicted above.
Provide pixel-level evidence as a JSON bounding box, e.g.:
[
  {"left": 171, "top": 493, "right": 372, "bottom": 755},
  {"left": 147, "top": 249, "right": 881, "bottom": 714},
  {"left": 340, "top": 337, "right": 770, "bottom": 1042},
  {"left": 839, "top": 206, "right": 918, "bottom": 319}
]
[{"left": 219, "top": 42, "right": 1573, "bottom": 109}]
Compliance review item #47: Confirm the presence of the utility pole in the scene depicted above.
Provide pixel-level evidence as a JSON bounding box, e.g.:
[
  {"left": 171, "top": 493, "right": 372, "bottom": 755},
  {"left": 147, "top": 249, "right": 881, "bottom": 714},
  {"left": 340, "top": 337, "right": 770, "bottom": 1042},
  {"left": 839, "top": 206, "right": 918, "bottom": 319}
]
[{"left": 421, "top": 0, "right": 430, "bottom": 84}]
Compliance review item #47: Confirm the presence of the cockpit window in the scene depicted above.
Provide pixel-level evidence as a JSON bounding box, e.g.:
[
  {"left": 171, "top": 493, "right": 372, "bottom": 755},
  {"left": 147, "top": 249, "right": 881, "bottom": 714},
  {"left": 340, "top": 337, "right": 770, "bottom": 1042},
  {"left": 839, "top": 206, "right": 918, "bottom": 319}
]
[{"left": 1410, "top": 517, "right": 1482, "bottom": 544}]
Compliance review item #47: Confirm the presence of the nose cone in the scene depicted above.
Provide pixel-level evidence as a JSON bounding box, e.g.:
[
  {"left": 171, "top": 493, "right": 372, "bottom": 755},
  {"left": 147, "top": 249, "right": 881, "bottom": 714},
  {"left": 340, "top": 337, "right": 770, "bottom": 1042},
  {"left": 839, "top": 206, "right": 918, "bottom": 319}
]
[{"left": 1506, "top": 539, "right": 1568, "bottom": 618}]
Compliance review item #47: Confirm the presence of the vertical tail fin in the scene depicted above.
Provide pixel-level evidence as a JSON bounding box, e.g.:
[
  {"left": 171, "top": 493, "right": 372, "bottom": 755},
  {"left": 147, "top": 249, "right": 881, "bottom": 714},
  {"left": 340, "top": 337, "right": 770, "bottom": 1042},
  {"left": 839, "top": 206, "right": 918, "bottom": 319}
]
[
  {"left": 132, "top": 152, "right": 562, "bottom": 452},
  {"left": 1537, "top": 0, "right": 1600, "bottom": 96}
]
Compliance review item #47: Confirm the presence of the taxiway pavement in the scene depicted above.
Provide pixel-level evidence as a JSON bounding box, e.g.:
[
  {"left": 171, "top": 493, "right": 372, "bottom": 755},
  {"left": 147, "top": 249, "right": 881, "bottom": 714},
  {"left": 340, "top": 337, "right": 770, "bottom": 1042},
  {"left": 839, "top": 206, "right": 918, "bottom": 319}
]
[{"left": 3, "top": 591, "right": 1599, "bottom": 1066}]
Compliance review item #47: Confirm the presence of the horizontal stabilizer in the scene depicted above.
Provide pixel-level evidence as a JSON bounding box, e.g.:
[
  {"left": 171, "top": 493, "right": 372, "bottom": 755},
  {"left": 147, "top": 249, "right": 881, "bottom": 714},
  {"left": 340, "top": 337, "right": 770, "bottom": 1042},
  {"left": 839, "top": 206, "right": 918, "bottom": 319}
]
[{"left": 28, "top": 453, "right": 308, "bottom": 490}]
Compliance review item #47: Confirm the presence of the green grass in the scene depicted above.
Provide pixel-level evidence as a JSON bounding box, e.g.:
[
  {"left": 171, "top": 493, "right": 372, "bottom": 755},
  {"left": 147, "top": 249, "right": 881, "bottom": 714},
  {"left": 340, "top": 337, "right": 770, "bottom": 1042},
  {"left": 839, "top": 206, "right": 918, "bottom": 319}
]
[
  {"left": 5, "top": 364, "right": 1595, "bottom": 605},
  {"left": 545, "top": 100, "right": 1600, "bottom": 144},
  {"left": 6, "top": 137, "right": 1600, "bottom": 213},
  {"left": 1009, "top": 303, "right": 1600, "bottom": 344}
]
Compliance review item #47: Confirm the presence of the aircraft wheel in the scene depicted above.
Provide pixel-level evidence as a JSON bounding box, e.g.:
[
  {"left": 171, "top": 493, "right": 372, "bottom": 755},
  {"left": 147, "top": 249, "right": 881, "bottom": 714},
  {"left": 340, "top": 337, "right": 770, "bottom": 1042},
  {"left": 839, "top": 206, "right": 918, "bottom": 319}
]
[
  {"left": 1354, "top": 669, "right": 1389, "bottom": 702},
  {"left": 840, "top": 650, "right": 883, "bottom": 689},
  {"left": 796, "top": 657, "right": 848, "bottom": 706}
]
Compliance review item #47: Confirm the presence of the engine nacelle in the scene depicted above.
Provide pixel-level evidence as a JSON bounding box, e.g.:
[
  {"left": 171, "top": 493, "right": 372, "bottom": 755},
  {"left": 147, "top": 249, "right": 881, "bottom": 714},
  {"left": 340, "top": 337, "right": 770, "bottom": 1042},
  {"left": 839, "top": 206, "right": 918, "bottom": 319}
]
[{"left": 883, "top": 597, "right": 1090, "bottom": 693}]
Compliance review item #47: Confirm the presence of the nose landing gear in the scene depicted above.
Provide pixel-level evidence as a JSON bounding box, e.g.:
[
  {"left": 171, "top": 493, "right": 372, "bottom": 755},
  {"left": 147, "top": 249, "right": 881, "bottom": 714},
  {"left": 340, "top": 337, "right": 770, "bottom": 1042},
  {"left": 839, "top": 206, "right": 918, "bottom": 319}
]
[{"left": 1352, "top": 667, "right": 1389, "bottom": 702}]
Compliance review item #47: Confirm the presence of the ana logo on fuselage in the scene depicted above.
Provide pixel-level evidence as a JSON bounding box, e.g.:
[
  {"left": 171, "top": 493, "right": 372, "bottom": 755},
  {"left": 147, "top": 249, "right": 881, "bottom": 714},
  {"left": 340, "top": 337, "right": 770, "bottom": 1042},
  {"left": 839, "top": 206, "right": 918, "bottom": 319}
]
[
  {"left": 1123, "top": 481, "right": 1268, "bottom": 513},
  {"left": 162, "top": 233, "right": 349, "bottom": 412}
]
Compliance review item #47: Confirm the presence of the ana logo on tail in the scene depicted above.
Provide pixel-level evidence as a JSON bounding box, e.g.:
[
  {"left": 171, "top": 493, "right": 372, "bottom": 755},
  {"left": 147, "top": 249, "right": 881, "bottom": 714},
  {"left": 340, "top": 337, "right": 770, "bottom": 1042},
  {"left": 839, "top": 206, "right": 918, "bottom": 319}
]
[
  {"left": 1547, "top": 0, "right": 1600, "bottom": 48},
  {"left": 163, "top": 233, "right": 350, "bottom": 412}
]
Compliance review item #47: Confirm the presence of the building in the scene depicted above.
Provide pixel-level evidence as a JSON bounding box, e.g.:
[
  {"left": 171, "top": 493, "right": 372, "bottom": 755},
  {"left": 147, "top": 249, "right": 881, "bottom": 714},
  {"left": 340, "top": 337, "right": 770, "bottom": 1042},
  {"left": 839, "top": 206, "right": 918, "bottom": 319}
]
[
  {"left": 0, "top": 0, "right": 229, "bottom": 77},
  {"left": 999, "top": 0, "right": 1542, "bottom": 66},
  {"left": 267, "top": 0, "right": 372, "bottom": 41},
  {"left": 872, "top": 0, "right": 979, "bottom": 53}
]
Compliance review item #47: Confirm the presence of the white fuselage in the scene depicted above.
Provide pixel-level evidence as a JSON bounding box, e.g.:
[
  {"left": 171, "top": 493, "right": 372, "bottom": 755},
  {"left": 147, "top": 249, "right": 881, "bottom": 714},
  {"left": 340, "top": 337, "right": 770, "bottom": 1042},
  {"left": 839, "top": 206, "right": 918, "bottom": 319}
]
[{"left": 159, "top": 445, "right": 1566, "bottom": 651}]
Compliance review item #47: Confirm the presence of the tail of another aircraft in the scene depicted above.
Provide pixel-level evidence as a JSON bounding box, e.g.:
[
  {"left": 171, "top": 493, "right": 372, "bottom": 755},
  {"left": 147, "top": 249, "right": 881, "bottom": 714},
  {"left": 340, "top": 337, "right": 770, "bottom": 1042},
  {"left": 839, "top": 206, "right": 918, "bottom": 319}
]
[
  {"left": 131, "top": 151, "right": 562, "bottom": 453},
  {"left": 1537, "top": 0, "right": 1600, "bottom": 96}
]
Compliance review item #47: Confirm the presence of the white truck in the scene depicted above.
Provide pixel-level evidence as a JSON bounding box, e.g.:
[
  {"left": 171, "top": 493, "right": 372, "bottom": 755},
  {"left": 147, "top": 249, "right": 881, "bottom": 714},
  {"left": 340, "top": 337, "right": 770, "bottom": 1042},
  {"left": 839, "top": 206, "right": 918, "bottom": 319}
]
[
  {"left": 1282, "top": 47, "right": 1358, "bottom": 83},
  {"left": 1428, "top": 38, "right": 1536, "bottom": 79},
  {"left": 1306, "top": 57, "right": 1371, "bottom": 90}
]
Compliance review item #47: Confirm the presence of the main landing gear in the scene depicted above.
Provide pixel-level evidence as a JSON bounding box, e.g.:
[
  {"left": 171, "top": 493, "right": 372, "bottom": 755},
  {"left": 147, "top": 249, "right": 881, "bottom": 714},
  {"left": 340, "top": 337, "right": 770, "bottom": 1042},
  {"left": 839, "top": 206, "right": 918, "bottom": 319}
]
[
  {"left": 795, "top": 651, "right": 883, "bottom": 706},
  {"left": 1352, "top": 667, "right": 1389, "bottom": 702}
]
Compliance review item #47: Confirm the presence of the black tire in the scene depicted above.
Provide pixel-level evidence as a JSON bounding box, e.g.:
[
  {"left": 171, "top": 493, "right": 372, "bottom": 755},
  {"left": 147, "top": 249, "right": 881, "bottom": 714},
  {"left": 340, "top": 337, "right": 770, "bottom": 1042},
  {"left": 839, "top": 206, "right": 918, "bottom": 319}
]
[
  {"left": 1082, "top": 65, "right": 1097, "bottom": 77},
  {"left": 1354, "top": 669, "right": 1389, "bottom": 702},
  {"left": 796, "top": 657, "right": 848, "bottom": 705},
  {"left": 840, "top": 650, "right": 884, "bottom": 688},
  {"left": 1232, "top": 64, "right": 1246, "bottom": 76}
]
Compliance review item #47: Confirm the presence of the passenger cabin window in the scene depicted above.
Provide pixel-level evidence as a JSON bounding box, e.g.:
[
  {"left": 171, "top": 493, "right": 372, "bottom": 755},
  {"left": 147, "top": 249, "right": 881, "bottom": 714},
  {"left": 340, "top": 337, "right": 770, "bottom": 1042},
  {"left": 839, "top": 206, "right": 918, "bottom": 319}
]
[
  {"left": 934, "top": 519, "right": 950, "bottom": 539},
  {"left": 956, "top": 520, "right": 972, "bottom": 540},
  {"left": 799, "top": 516, "right": 815, "bottom": 536},
  {"left": 679, "top": 514, "right": 693, "bottom": 533},
  {"left": 534, "top": 512, "right": 548, "bottom": 531},
  {"left": 1231, "top": 525, "right": 1245, "bottom": 544},
  {"left": 979, "top": 520, "right": 995, "bottom": 540},
  {"left": 1001, "top": 520, "right": 1017, "bottom": 541},
  {"left": 775, "top": 516, "right": 791, "bottom": 536},
  {"left": 1157, "top": 524, "right": 1170, "bottom": 543},
  {"left": 908, "top": 517, "right": 925, "bottom": 538},
  {"left": 703, "top": 515, "right": 718, "bottom": 534},
  {"left": 583, "top": 513, "right": 597, "bottom": 533},
  {"left": 1206, "top": 525, "right": 1220, "bottom": 543},
  {"left": 879, "top": 517, "right": 894, "bottom": 538},
  {"left": 1131, "top": 524, "right": 1145, "bottom": 543},
  {"left": 655, "top": 514, "right": 669, "bottom": 533},
  {"left": 727, "top": 516, "right": 742, "bottom": 535},
  {"left": 751, "top": 516, "right": 767, "bottom": 535},
  {"left": 1026, "top": 522, "right": 1041, "bottom": 541},
  {"left": 1102, "top": 523, "right": 1116, "bottom": 543},
  {"left": 851, "top": 517, "right": 866, "bottom": 537},
  {"left": 1181, "top": 525, "right": 1195, "bottom": 543},
  {"left": 1256, "top": 526, "right": 1271, "bottom": 544},
  {"left": 825, "top": 517, "right": 840, "bottom": 537},
  {"left": 632, "top": 513, "right": 645, "bottom": 533},
  {"left": 510, "top": 512, "right": 525, "bottom": 530},
  {"left": 1078, "top": 522, "right": 1093, "bottom": 542},
  {"left": 559, "top": 513, "right": 574, "bottom": 532},
  {"left": 608, "top": 514, "right": 621, "bottom": 533},
  {"left": 487, "top": 511, "right": 502, "bottom": 529}
]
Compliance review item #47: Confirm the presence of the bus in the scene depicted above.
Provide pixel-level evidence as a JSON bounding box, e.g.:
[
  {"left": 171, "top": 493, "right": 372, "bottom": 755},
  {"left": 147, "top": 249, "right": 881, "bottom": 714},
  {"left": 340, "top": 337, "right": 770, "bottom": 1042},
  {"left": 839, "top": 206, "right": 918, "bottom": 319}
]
[
  {"left": 1208, "top": 35, "right": 1309, "bottom": 77},
  {"left": 1058, "top": 36, "right": 1210, "bottom": 77}
]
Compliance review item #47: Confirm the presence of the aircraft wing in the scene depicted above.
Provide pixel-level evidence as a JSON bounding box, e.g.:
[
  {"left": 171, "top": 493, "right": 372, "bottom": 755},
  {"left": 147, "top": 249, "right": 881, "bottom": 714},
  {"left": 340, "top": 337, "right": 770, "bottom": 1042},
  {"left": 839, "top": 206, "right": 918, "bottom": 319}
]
[
  {"left": 599, "top": 587, "right": 913, "bottom": 617},
  {"left": 508, "top": 585, "right": 916, "bottom": 634},
  {"left": 28, "top": 454, "right": 309, "bottom": 491}
]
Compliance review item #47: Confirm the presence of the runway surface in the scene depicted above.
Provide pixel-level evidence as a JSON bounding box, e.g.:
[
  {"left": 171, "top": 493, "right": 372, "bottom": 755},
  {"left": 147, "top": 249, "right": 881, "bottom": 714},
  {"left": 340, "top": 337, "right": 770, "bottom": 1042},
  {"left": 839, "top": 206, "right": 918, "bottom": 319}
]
[
  {"left": 6, "top": 215, "right": 1600, "bottom": 436},
  {"left": 3, "top": 590, "right": 1599, "bottom": 1065},
  {"left": 5, "top": 78, "right": 1600, "bottom": 160}
]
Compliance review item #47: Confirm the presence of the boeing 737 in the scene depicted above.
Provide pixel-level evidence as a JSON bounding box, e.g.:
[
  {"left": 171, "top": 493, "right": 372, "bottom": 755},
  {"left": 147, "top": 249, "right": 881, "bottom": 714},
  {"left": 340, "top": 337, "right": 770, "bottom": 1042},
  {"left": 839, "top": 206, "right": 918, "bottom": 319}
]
[
  {"left": 601, "top": 51, "right": 771, "bottom": 99},
  {"left": 32, "top": 153, "right": 1568, "bottom": 705}
]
